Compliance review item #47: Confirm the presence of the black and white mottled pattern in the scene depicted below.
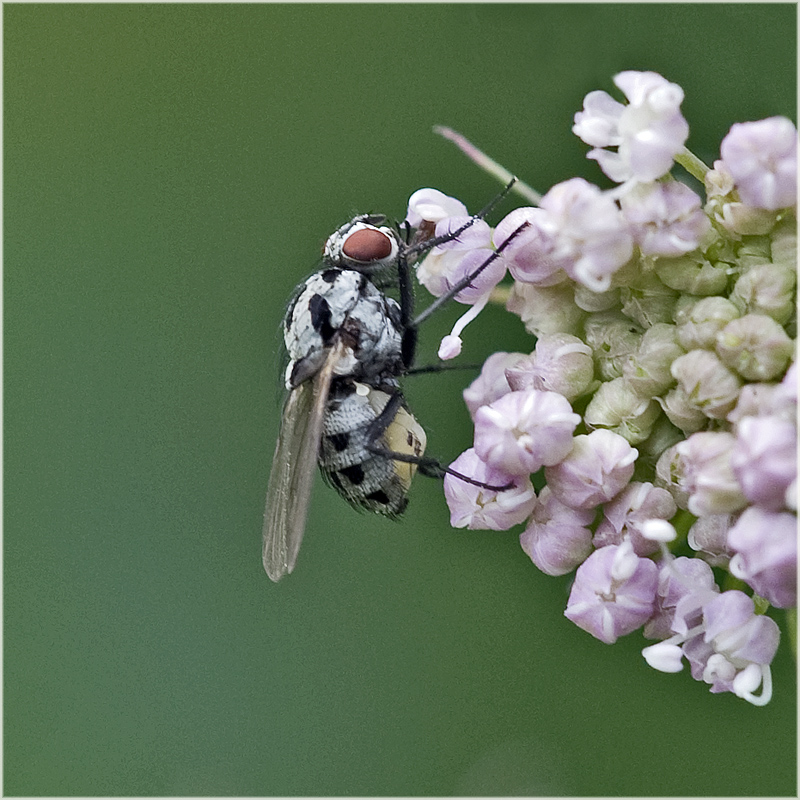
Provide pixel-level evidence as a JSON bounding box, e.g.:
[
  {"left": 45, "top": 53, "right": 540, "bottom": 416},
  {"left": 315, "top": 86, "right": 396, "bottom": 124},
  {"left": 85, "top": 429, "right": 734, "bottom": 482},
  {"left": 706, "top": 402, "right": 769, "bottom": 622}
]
[
  {"left": 265, "top": 194, "right": 518, "bottom": 579},
  {"left": 318, "top": 380, "right": 426, "bottom": 516},
  {"left": 283, "top": 269, "right": 404, "bottom": 390},
  {"left": 264, "top": 214, "right": 436, "bottom": 580}
]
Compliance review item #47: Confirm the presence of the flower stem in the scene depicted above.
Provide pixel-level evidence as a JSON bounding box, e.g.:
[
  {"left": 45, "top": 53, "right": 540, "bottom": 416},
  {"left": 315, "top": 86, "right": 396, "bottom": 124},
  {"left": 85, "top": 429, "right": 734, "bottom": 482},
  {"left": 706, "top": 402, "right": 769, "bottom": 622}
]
[
  {"left": 786, "top": 607, "right": 797, "bottom": 662},
  {"left": 721, "top": 572, "right": 749, "bottom": 593},
  {"left": 675, "top": 147, "right": 711, "bottom": 182},
  {"left": 434, "top": 125, "right": 542, "bottom": 205}
]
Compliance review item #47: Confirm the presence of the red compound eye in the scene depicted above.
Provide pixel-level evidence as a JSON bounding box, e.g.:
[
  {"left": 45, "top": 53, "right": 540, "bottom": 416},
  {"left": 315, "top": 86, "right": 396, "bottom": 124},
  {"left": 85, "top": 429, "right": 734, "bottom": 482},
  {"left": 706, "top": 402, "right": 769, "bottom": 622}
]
[{"left": 342, "top": 228, "right": 393, "bottom": 262}]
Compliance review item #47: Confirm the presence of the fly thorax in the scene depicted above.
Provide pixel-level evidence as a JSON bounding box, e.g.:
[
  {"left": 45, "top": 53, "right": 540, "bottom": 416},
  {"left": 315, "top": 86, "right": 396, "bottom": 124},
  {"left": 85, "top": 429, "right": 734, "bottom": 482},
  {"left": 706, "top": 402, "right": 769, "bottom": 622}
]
[{"left": 284, "top": 269, "right": 403, "bottom": 389}]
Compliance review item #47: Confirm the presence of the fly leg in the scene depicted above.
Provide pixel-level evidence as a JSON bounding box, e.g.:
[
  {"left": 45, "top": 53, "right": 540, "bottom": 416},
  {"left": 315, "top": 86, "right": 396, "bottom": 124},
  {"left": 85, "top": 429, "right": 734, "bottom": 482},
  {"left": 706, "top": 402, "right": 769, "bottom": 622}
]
[
  {"left": 395, "top": 178, "right": 520, "bottom": 370},
  {"left": 411, "top": 218, "right": 530, "bottom": 328},
  {"left": 364, "top": 390, "right": 513, "bottom": 492}
]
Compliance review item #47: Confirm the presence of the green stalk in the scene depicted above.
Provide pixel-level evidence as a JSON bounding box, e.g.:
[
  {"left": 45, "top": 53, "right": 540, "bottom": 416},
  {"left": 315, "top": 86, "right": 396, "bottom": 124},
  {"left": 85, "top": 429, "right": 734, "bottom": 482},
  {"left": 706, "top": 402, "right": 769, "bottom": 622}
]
[
  {"left": 675, "top": 147, "right": 711, "bottom": 182},
  {"left": 434, "top": 126, "right": 542, "bottom": 205},
  {"left": 786, "top": 607, "right": 797, "bottom": 662}
]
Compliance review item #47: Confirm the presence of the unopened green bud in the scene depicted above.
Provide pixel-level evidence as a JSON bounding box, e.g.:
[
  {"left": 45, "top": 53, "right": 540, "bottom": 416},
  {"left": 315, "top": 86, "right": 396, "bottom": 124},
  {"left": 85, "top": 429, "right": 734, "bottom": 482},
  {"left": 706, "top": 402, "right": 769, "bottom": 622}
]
[
  {"left": 731, "top": 262, "right": 796, "bottom": 325},
  {"left": 702, "top": 232, "right": 738, "bottom": 266},
  {"left": 608, "top": 256, "right": 642, "bottom": 289},
  {"left": 505, "top": 333, "right": 595, "bottom": 402},
  {"left": 671, "top": 349, "right": 743, "bottom": 419},
  {"left": 506, "top": 280, "right": 586, "bottom": 338},
  {"left": 672, "top": 293, "right": 700, "bottom": 321},
  {"left": 770, "top": 217, "right": 797, "bottom": 270},
  {"left": 657, "top": 385, "right": 708, "bottom": 433},
  {"left": 619, "top": 269, "right": 678, "bottom": 328},
  {"left": 584, "top": 377, "right": 661, "bottom": 444},
  {"left": 715, "top": 313, "right": 795, "bottom": 381},
  {"left": 623, "top": 322, "right": 685, "bottom": 396},
  {"left": 573, "top": 283, "right": 621, "bottom": 312},
  {"left": 654, "top": 444, "right": 690, "bottom": 510},
  {"left": 675, "top": 296, "right": 740, "bottom": 350},
  {"left": 655, "top": 252, "right": 729, "bottom": 295},
  {"left": 737, "top": 235, "right": 773, "bottom": 269},
  {"left": 725, "top": 205, "right": 778, "bottom": 236},
  {"left": 637, "top": 414, "right": 685, "bottom": 466},
  {"left": 583, "top": 311, "right": 643, "bottom": 380}
]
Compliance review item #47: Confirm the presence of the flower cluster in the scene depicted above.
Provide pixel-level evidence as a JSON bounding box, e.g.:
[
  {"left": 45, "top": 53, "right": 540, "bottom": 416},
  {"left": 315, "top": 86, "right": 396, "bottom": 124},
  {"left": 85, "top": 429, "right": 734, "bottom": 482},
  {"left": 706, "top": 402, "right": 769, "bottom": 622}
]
[{"left": 407, "top": 71, "right": 797, "bottom": 705}]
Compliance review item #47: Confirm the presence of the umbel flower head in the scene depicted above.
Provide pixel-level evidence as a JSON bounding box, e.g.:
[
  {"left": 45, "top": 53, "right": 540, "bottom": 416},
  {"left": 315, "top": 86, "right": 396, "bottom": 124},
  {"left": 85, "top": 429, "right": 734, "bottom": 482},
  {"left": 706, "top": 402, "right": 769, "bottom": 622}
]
[{"left": 406, "top": 70, "right": 797, "bottom": 706}]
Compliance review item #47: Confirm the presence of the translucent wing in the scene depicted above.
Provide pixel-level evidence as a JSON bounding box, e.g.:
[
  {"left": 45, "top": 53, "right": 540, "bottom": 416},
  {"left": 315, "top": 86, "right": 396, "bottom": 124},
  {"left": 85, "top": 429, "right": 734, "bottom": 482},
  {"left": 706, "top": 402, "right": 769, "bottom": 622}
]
[{"left": 262, "top": 340, "right": 344, "bottom": 581}]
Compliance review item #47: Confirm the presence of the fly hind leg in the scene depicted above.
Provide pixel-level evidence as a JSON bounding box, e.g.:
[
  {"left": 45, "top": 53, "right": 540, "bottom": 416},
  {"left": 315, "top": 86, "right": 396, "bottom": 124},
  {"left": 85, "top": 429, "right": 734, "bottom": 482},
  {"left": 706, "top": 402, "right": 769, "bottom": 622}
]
[{"left": 365, "top": 390, "right": 513, "bottom": 492}]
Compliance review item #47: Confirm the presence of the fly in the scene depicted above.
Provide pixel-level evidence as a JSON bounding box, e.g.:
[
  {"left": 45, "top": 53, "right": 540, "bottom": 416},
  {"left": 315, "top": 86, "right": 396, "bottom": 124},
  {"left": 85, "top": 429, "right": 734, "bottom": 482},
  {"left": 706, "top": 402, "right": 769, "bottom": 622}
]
[{"left": 263, "top": 182, "right": 524, "bottom": 581}]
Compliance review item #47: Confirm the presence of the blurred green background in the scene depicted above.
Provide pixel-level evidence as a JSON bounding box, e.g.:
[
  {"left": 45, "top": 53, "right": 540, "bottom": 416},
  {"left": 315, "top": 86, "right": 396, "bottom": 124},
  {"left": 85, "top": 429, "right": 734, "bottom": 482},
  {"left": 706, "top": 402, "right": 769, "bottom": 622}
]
[{"left": 5, "top": 4, "right": 797, "bottom": 796}]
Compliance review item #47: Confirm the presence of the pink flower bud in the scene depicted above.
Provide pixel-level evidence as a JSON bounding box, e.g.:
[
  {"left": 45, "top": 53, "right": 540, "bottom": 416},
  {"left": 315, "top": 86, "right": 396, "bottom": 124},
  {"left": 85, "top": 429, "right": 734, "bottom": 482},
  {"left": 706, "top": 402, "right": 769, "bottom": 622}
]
[
  {"left": 545, "top": 429, "right": 637, "bottom": 510},
  {"left": 675, "top": 432, "right": 748, "bottom": 516},
  {"left": 728, "top": 379, "right": 795, "bottom": 424},
  {"left": 441, "top": 245, "right": 507, "bottom": 305},
  {"left": 493, "top": 207, "right": 569, "bottom": 286},
  {"left": 538, "top": 178, "right": 634, "bottom": 291},
  {"left": 474, "top": 390, "right": 580, "bottom": 476},
  {"left": 564, "top": 543, "right": 659, "bottom": 644},
  {"left": 405, "top": 188, "right": 468, "bottom": 228},
  {"left": 416, "top": 217, "right": 497, "bottom": 300},
  {"left": 621, "top": 181, "right": 711, "bottom": 256},
  {"left": 719, "top": 117, "right": 797, "bottom": 210},
  {"left": 671, "top": 350, "right": 743, "bottom": 419},
  {"left": 463, "top": 351, "right": 526, "bottom": 419},
  {"left": 728, "top": 507, "right": 797, "bottom": 608},
  {"left": 505, "top": 334, "right": 594, "bottom": 402},
  {"left": 594, "top": 481, "right": 677, "bottom": 556},
  {"left": 643, "top": 556, "right": 719, "bottom": 640},
  {"left": 444, "top": 449, "right": 536, "bottom": 531},
  {"left": 519, "top": 487, "right": 594, "bottom": 576},
  {"left": 731, "top": 415, "right": 797, "bottom": 510},
  {"left": 687, "top": 514, "right": 733, "bottom": 566}
]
